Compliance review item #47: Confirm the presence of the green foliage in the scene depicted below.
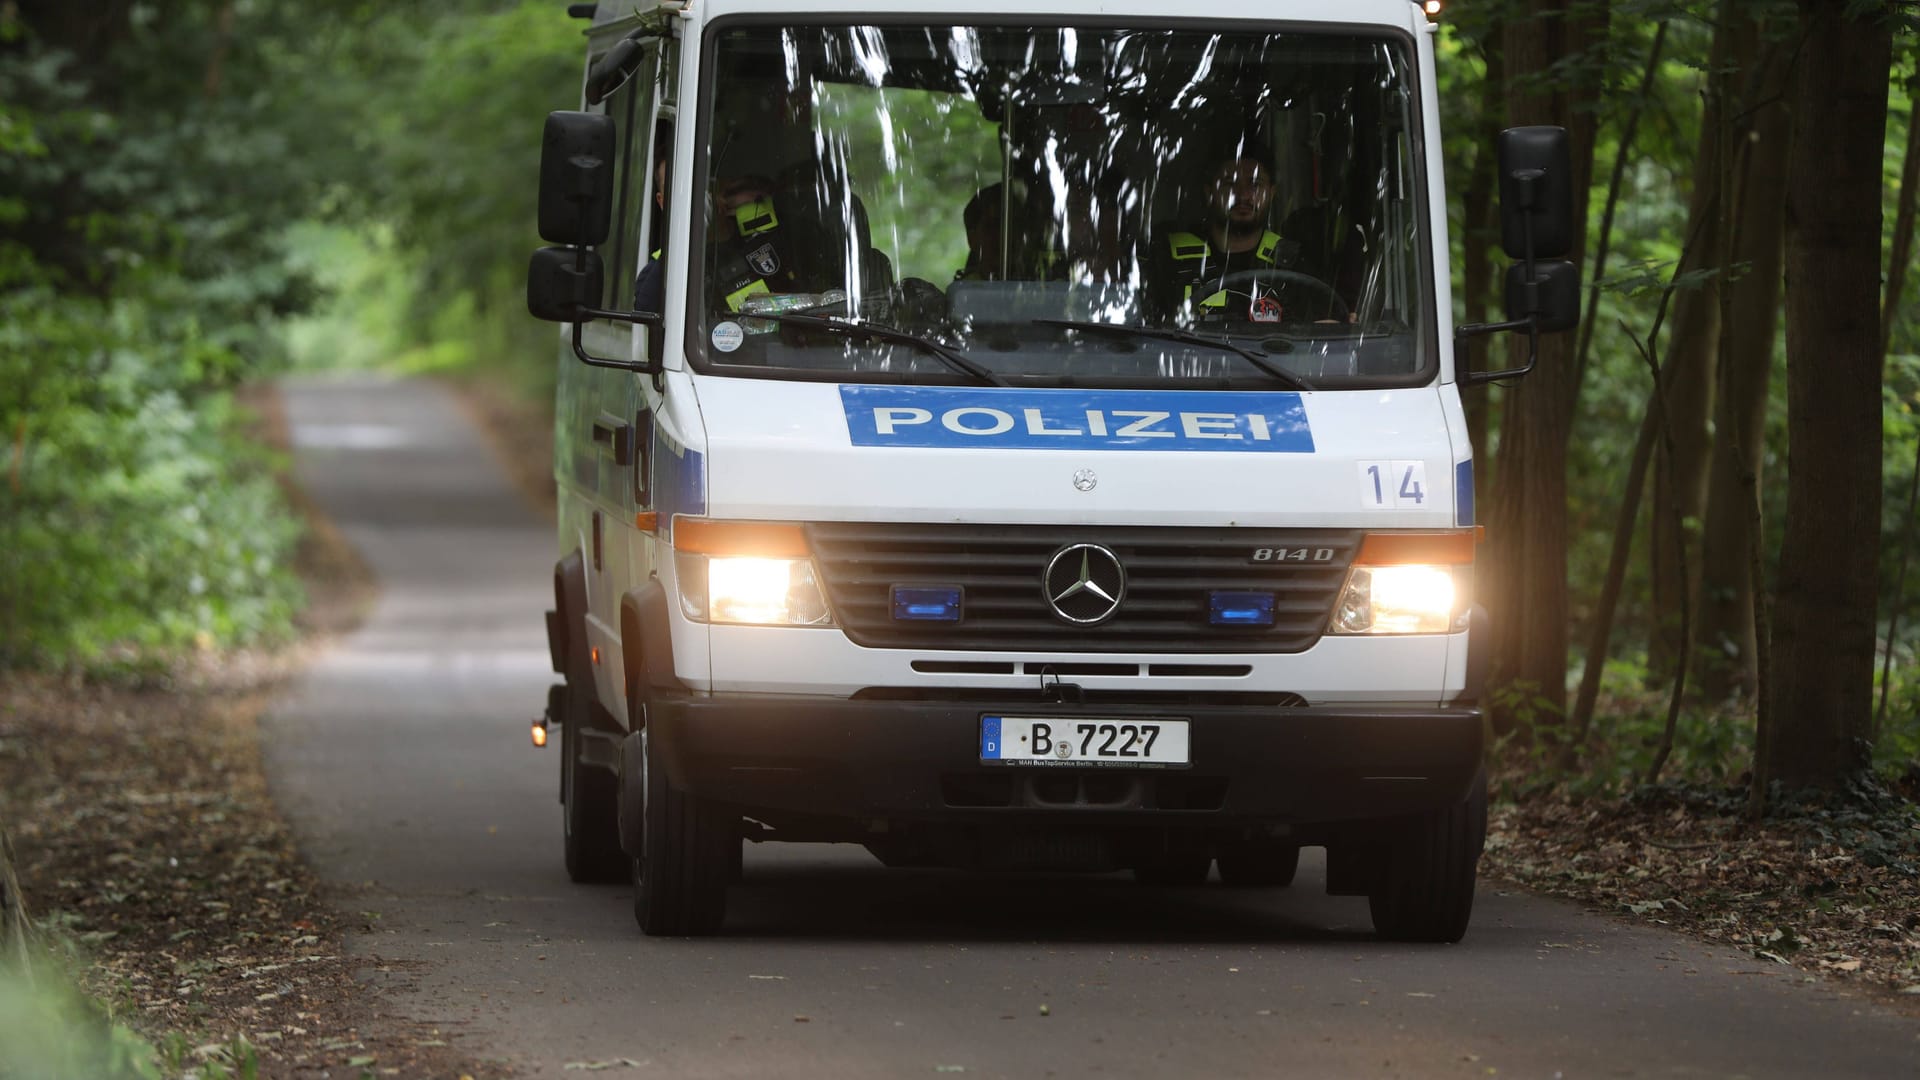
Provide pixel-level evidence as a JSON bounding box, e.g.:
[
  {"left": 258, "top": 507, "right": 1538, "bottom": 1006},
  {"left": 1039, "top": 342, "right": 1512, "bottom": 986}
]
[
  {"left": 1504, "top": 666, "right": 1756, "bottom": 801},
  {"left": 0, "top": 284, "right": 302, "bottom": 666},
  {"left": 0, "top": 949, "right": 163, "bottom": 1080},
  {"left": 0, "top": 5, "right": 315, "bottom": 669},
  {"left": 271, "top": 1, "right": 585, "bottom": 400}
]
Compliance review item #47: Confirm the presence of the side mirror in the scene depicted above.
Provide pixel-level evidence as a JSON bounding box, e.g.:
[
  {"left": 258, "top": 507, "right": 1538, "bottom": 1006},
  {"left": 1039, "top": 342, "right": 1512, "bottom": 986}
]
[
  {"left": 538, "top": 111, "right": 616, "bottom": 246},
  {"left": 586, "top": 36, "right": 646, "bottom": 106},
  {"left": 1460, "top": 126, "right": 1581, "bottom": 386},
  {"left": 1497, "top": 126, "right": 1573, "bottom": 260},
  {"left": 1504, "top": 259, "right": 1581, "bottom": 334},
  {"left": 527, "top": 246, "right": 604, "bottom": 323}
]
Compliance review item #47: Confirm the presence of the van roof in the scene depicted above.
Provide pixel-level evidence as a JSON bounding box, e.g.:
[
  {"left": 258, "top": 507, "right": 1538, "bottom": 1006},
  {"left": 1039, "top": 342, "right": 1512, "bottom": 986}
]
[{"left": 578, "top": 0, "right": 1427, "bottom": 32}]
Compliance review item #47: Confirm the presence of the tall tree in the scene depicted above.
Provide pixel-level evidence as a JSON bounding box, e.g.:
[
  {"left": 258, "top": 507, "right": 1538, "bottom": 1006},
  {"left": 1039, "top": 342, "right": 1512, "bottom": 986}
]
[
  {"left": 1461, "top": 32, "right": 1506, "bottom": 477},
  {"left": 1644, "top": 10, "right": 1728, "bottom": 687},
  {"left": 1691, "top": 1, "right": 1795, "bottom": 702},
  {"left": 1485, "top": 0, "right": 1609, "bottom": 728},
  {"left": 1765, "top": 0, "right": 1893, "bottom": 789}
]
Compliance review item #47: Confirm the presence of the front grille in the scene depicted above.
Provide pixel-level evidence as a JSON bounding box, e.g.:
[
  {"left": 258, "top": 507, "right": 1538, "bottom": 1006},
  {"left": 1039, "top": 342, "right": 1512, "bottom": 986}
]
[{"left": 807, "top": 523, "right": 1359, "bottom": 653}]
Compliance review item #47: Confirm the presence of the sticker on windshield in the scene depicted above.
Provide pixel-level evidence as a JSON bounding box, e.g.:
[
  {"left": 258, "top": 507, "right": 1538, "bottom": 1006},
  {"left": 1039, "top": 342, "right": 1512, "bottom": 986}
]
[
  {"left": 711, "top": 321, "right": 745, "bottom": 353},
  {"left": 839, "top": 386, "right": 1313, "bottom": 453}
]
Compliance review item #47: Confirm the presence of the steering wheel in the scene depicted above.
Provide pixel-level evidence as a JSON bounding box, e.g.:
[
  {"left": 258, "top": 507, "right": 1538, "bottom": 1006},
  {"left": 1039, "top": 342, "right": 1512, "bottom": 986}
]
[{"left": 1211, "top": 268, "right": 1350, "bottom": 322}]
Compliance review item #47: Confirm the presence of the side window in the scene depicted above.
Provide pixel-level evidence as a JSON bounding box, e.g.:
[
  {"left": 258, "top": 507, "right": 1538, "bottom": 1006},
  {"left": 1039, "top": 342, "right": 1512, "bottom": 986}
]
[
  {"left": 637, "top": 37, "right": 679, "bottom": 352},
  {"left": 633, "top": 117, "right": 673, "bottom": 316},
  {"left": 598, "top": 43, "right": 659, "bottom": 309}
]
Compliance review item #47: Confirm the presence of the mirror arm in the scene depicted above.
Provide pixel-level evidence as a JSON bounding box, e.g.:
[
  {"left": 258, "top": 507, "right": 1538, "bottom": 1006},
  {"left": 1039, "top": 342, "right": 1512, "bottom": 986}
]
[
  {"left": 1458, "top": 317, "right": 1540, "bottom": 387},
  {"left": 569, "top": 317, "right": 665, "bottom": 375}
]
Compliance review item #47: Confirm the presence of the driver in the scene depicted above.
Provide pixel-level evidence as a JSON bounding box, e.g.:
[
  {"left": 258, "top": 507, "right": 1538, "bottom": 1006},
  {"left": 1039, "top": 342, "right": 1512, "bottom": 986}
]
[{"left": 1151, "top": 143, "right": 1331, "bottom": 326}]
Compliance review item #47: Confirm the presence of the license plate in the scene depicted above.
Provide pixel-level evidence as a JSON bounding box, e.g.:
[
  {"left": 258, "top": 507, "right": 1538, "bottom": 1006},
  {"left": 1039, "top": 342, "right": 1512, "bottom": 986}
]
[{"left": 979, "top": 716, "right": 1190, "bottom": 767}]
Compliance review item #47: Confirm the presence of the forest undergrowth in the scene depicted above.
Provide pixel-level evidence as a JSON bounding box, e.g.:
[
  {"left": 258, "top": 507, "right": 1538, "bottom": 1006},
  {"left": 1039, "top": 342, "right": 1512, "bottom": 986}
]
[{"left": 1483, "top": 697, "right": 1920, "bottom": 1008}]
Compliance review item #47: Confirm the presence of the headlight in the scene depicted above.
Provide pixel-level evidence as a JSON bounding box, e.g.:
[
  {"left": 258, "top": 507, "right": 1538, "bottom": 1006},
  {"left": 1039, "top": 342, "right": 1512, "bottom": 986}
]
[
  {"left": 1331, "top": 563, "right": 1472, "bottom": 635},
  {"left": 675, "top": 551, "right": 834, "bottom": 626}
]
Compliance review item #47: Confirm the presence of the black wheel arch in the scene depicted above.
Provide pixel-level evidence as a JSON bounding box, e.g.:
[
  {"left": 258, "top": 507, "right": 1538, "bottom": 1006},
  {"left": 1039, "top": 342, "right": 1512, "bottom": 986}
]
[
  {"left": 552, "top": 550, "right": 594, "bottom": 694},
  {"left": 619, "top": 579, "right": 684, "bottom": 718}
]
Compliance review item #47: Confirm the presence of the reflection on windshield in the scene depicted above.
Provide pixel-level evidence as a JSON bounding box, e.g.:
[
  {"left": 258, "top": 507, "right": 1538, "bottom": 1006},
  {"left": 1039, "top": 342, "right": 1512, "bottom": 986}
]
[{"left": 694, "top": 23, "right": 1427, "bottom": 388}]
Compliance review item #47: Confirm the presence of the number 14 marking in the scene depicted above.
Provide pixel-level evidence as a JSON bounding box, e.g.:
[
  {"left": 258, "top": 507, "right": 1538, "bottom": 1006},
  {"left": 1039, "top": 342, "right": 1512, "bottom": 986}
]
[{"left": 1360, "top": 460, "right": 1428, "bottom": 509}]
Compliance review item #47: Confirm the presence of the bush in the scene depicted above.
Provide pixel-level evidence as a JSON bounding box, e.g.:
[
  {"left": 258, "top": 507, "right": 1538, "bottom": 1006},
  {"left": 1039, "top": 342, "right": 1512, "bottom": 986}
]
[
  {"left": 0, "top": 283, "right": 303, "bottom": 669},
  {"left": 0, "top": 20, "right": 305, "bottom": 671}
]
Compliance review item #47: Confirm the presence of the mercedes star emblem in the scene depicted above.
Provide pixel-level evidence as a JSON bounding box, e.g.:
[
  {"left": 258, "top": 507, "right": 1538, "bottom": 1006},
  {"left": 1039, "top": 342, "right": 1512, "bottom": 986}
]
[
  {"left": 1072, "top": 468, "right": 1097, "bottom": 492},
  {"left": 1042, "top": 543, "right": 1127, "bottom": 625}
]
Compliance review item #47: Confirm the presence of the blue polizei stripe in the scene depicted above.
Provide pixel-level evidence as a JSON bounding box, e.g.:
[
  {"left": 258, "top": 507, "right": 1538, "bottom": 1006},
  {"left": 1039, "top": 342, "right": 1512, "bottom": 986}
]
[
  {"left": 840, "top": 385, "right": 1314, "bottom": 453},
  {"left": 1455, "top": 458, "right": 1474, "bottom": 527},
  {"left": 651, "top": 429, "right": 706, "bottom": 540}
]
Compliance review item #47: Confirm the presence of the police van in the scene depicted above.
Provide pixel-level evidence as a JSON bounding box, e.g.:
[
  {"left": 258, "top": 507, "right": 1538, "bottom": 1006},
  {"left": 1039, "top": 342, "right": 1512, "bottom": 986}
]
[{"left": 525, "top": 0, "right": 1578, "bottom": 940}]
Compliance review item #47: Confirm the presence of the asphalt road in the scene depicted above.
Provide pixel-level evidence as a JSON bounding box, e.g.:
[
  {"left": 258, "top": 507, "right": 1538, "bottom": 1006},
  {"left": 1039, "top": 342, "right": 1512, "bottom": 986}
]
[{"left": 264, "top": 375, "right": 1920, "bottom": 1078}]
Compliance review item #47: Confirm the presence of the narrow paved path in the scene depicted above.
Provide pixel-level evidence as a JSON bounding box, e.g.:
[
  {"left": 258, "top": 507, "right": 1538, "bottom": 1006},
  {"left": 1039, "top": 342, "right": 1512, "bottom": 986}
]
[{"left": 265, "top": 374, "right": 1920, "bottom": 1078}]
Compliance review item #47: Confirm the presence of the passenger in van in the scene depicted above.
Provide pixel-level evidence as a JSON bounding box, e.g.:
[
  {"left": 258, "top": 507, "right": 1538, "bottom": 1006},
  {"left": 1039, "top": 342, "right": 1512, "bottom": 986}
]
[
  {"left": 633, "top": 126, "right": 672, "bottom": 313},
  {"left": 955, "top": 178, "right": 1126, "bottom": 286},
  {"left": 954, "top": 183, "right": 1004, "bottom": 282},
  {"left": 1150, "top": 142, "right": 1344, "bottom": 325},
  {"left": 706, "top": 168, "right": 887, "bottom": 315},
  {"left": 1036, "top": 171, "right": 1132, "bottom": 286},
  {"left": 707, "top": 173, "right": 811, "bottom": 312}
]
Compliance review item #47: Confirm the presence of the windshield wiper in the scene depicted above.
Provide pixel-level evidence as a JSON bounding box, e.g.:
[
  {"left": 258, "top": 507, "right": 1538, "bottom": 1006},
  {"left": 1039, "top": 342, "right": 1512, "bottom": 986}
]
[
  {"left": 746, "top": 313, "right": 1004, "bottom": 387},
  {"left": 1035, "top": 318, "right": 1315, "bottom": 392}
]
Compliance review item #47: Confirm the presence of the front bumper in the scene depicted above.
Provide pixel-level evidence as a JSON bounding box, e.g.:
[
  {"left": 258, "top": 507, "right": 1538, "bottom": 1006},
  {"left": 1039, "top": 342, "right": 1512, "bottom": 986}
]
[{"left": 650, "top": 691, "right": 1482, "bottom": 827}]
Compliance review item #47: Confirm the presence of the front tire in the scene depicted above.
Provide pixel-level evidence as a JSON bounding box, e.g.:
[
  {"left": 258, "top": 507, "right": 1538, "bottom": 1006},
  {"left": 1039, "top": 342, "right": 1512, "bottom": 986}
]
[
  {"left": 1367, "top": 771, "right": 1487, "bottom": 943},
  {"left": 559, "top": 684, "right": 627, "bottom": 884},
  {"left": 631, "top": 725, "right": 733, "bottom": 936}
]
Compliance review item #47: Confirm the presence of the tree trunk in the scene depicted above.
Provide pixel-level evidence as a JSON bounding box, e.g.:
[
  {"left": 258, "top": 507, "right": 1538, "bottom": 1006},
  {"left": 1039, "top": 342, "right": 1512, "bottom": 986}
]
[
  {"left": 1692, "top": 7, "right": 1794, "bottom": 702},
  {"left": 203, "top": 1, "right": 238, "bottom": 100},
  {"left": 1645, "top": 16, "right": 1730, "bottom": 686},
  {"left": 1485, "top": 0, "right": 1608, "bottom": 732},
  {"left": 1766, "top": 0, "right": 1892, "bottom": 791},
  {"left": 1462, "top": 38, "right": 1505, "bottom": 480},
  {"left": 1884, "top": 99, "right": 1919, "bottom": 354}
]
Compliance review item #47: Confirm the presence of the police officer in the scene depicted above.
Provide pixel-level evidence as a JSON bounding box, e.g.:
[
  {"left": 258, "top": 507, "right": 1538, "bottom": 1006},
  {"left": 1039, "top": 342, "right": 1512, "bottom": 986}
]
[
  {"left": 707, "top": 173, "right": 810, "bottom": 312},
  {"left": 1153, "top": 146, "right": 1319, "bottom": 325}
]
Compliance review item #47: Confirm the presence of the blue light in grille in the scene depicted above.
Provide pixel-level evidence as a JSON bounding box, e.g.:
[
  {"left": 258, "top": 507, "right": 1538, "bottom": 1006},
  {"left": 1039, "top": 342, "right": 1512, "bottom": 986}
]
[
  {"left": 1209, "top": 591, "right": 1276, "bottom": 626},
  {"left": 892, "top": 586, "right": 963, "bottom": 621}
]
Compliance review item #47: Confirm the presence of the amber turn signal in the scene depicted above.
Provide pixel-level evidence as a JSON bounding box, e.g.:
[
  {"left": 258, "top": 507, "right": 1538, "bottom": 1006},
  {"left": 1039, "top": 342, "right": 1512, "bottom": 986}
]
[{"left": 531, "top": 722, "right": 548, "bottom": 748}]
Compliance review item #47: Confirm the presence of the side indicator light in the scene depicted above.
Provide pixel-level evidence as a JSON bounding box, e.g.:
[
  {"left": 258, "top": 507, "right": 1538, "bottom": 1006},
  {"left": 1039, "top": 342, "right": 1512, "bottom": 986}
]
[
  {"left": 673, "top": 517, "right": 811, "bottom": 557},
  {"left": 1354, "top": 530, "right": 1476, "bottom": 566},
  {"left": 531, "top": 721, "right": 548, "bottom": 748}
]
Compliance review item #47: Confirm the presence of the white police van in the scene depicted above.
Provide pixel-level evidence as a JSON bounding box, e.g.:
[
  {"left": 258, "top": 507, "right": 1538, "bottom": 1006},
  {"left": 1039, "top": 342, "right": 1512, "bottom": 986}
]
[{"left": 526, "top": 0, "right": 1578, "bottom": 940}]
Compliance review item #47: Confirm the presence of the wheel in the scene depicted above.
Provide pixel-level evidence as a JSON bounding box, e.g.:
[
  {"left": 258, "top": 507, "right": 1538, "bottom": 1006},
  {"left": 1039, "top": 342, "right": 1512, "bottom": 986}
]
[
  {"left": 1215, "top": 839, "right": 1300, "bottom": 888},
  {"left": 1132, "top": 849, "right": 1212, "bottom": 886},
  {"left": 631, "top": 724, "right": 734, "bottom": 936},
  {"left": 559, "top": 684, "right": 627, "bottom": 883},
  {"left": 1367, "top": 771, "right": 1487, "bottom": 943},
  {"left": 1211, "top": 267, "right": 1351, "bottom": 322}
]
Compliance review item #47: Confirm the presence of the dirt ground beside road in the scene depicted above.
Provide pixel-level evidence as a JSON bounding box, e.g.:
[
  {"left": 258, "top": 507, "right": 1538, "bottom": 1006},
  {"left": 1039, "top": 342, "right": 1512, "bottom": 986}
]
[{"left": 0, "top": 385, "right": 505, "bottom": 1079}]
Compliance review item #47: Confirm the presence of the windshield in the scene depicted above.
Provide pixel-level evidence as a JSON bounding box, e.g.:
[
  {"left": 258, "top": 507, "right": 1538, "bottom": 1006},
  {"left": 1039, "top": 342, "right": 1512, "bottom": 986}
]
[{"left": 689, "top": 22, "right": 1431, "bottom": 389}]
